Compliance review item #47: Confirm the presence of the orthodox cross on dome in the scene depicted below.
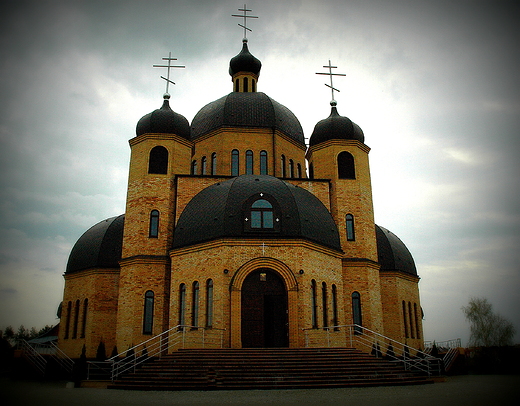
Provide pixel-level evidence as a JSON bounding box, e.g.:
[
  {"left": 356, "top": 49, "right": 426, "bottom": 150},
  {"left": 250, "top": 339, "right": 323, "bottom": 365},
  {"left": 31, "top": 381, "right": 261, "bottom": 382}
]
[
  {"left": 153, "top": 52, "right": 185, "bottom": 98},
  {"left": 316, "top": 60, "right": 346, "bottom": 106},
  {"left": 232, "top": 4, "right": 258, "bottom": 40}
]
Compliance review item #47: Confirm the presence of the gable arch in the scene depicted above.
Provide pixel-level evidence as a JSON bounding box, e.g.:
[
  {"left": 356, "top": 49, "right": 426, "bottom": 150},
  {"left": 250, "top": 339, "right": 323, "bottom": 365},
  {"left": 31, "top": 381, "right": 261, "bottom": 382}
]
[{"left": 230, "top": 257, "right": 298, "bottom": 292}]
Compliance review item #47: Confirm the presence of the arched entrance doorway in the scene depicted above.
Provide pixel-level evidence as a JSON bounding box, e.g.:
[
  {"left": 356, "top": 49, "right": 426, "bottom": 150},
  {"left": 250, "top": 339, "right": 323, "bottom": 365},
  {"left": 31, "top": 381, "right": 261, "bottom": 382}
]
[{"left": 241, "top": 268, "right": 289, "bottom": 348}]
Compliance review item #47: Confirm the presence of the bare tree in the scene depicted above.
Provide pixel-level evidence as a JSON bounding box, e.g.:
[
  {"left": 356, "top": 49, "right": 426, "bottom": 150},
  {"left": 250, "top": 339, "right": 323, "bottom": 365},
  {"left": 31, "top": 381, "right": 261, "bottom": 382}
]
[{"left": 462, "top": 297, "right": 516, "bottom": 347}]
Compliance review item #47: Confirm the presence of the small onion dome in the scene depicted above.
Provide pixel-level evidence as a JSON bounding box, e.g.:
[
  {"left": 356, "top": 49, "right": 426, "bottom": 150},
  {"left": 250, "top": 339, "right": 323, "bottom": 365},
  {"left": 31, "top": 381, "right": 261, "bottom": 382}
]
[
  {"left": 66, "top": 215, "right": 125, "bottom": 274},
  {"left": 309, "top": 104, "right": 364, "bottom": 147},
  {"left": 229, "top": 39, "right": 262, "bottom": 76},
  {"left": 136, "top": 95, "right": 190, "bottom": 139},
  {"left": 375, "top": 225, "right": 418, "bottom": 277}
]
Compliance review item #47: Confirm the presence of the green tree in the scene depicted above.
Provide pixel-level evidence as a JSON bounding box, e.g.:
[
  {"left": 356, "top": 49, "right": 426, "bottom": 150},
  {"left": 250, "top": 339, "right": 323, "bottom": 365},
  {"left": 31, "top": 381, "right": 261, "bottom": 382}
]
[{"left": 462, "top": 297, "right": 516, "bottom": 347}]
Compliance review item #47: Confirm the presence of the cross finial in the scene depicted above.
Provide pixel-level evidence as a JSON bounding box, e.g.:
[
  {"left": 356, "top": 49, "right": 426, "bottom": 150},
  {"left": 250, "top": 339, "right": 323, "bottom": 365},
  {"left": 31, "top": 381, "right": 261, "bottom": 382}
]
[
  {"left": 316, "top": 60, "right": 346, "bottom": 106},
  {"left": 153, "top": 52, "right": 185, "bottom": 98},
  {"left": 232, "top": 4, "right": 258, "bottom": 40}
]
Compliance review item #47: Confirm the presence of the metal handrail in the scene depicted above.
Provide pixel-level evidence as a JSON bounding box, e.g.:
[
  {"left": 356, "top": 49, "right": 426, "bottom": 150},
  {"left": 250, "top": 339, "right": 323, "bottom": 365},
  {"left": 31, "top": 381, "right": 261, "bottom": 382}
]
[
  {"left": 302, "top": 324, "right": 442, "bottom": 376},
  {"left": 49, "top": 341, "right": 75, "bottom": 373},
  {"left": 19, "top": 340, "right": 47, "bottom": 375}
]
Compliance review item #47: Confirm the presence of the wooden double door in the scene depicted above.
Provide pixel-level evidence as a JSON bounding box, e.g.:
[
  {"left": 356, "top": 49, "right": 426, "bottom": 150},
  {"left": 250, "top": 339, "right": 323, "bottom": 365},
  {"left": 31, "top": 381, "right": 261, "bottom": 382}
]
[{"left": 241, "top": 269, "right": 289, "bottom": 348}]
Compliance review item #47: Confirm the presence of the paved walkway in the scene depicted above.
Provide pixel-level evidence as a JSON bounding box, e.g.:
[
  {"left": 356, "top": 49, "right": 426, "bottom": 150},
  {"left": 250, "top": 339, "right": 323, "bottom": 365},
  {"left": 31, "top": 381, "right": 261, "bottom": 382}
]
[{"left": 2, "top": 375, "right": 519, "bottom": 406}]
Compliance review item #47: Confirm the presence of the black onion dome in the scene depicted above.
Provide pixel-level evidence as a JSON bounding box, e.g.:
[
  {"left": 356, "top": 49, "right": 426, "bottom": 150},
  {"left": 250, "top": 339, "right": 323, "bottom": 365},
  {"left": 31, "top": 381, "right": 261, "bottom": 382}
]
[
  {"left": 309, "top": 106, "right": 364, "bottom": 147},
  {"left": 173, "top": 175, "right": 341, "bottom": 251},
  {"left": 229, "top": 40, "right": 262, "bottom": 76},
  {"left": 66, "top": 215, "right": 124, "bottom": 274},
  {"left": 136, "top": 98, "right": 190, "bottom": 139},
  {"left": 375, "top": 225, "right": 418, "bottom": 276},
  {"left": 191, "top": 92, "right": 305, "bottom": 145}
]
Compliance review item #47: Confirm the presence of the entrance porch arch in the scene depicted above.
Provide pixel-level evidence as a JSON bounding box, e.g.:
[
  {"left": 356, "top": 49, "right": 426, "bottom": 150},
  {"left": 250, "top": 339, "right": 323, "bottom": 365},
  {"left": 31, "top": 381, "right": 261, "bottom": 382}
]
[{"left": 230, "top": 257, "right": 299, "bottom": 348}]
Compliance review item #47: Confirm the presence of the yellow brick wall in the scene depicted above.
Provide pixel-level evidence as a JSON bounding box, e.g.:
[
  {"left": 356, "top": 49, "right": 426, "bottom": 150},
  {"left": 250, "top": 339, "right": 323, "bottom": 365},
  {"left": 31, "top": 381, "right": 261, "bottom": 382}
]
[{"left": 59, "top": 269, "right": 119, "bottom": 358}]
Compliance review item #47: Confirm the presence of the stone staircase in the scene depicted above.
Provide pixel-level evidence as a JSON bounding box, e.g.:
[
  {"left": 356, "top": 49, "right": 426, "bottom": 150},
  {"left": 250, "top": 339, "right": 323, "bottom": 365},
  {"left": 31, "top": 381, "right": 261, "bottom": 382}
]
[{"left": 108, "top": 347, "right": 434, "bottom": 390}]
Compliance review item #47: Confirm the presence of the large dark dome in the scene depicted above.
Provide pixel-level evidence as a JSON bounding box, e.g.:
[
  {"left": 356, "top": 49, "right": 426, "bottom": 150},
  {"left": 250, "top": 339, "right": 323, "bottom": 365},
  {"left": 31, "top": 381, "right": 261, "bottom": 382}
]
[
  {"left": 136, "top": 98, "right": 190, "bottom": 139},
  {"left": 309, "top": 106, "right": 364, "bottom": 147},
  {"left": 375, "top": 225, "right": 417, "bottom": 276},
  {"left": 66, "top": 215, "right": 124, "bottom": 274},
  {"left": 172, "top": 175, "right": 341, "bottom": 250},
  {"left": 191, "top": 92, "right": 305, "bottom": 145}
]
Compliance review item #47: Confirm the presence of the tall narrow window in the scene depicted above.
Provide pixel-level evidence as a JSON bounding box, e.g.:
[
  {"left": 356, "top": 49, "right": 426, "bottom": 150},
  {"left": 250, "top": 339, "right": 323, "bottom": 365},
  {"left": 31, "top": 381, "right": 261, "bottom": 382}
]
[
  {"left": 250, "top": 199, "right": 274, "bottom": 229},
  {"left": 246, "top": 150, "right": 254, "bottom": 174},
  {"left": 332, "top": 285, "right": 338, "bottom": 330},
  {"left": 352, "top": 292, "right": 362, "bottom": 334},
  {"left": 81, "top": 298, "right": 88, "bottom": 338},
  {"left": 346, "top": 214, "right": 355, "bottom": 241},
  {"left": 73, "top": 299, "right": 80, "bottom": 339},
  {"left": 143, "top": 291, "right": 154, "bottom": 335},
  {"left": 231, "top": 149, "right": 239, "bottom": 176},
  {"left": 148, "top": 146, "right": 168, "bottom": 174},
  {"left": 149, "top": 210, "right": 159, "bottom": 238},
  {"left": 297, "top": 163, "right": 302, "bottom": 179},
  {"left": 311, "top": 280, "right": 318, "bottom": 328},
  {"left": 414, "top": 303, "right": 420, "bottom": 339},
  {"left": 408, "top": 302, "right": 415, "bottom": 339},
  {"left": 191, "top": 160, "right": 197, "bottom": 175},
  {"left": 192, "top": 281, "right": 200, "bottom": 328},
  {"left": 338, "top": 151, "right": 355, "bottom": 179},
  {"left": 201, "top": 156, "right": 207, "bottom": 175},
  {"left": 309, "top": 163, "right": 314, "bottom": 179},
  {"left": 260, "top": 150, "right": 268, "bottom": 175},
  {"left": 206, "top": 279, "right": 214, "bottom": 328},
  {"left": 244, "top": 77, "right": 249, "bottom": 92},
  {"left": 179, "top": 284, "right": 186, "bottom": 326},
  {"left": 289, "top": 159, "right": 294, "bottom": 178},
  {"left": 281, "top": 155, "right": 286, "bottom": 177},
  {"left": 211, "top": 153, "right": 217, "bottom": 175},
  {"left": 322, "top": 282, "right": 328, "bottom": 328},
  {"left": 402, "top": 301, "right": 408, "bottom": 338},
  {"left": 64, "top": 301, "right": 72, "bottom": 339}
]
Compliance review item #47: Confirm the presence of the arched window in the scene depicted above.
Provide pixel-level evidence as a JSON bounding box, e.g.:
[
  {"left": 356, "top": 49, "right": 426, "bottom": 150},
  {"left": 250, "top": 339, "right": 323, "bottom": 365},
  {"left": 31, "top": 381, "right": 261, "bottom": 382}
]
[
  {"left": 246, "top": 150, "right": 254, "bottom": 174},
  {"left": 73, "top": 299, "right": 80, "bottom": 339},
  {"left": 408, "top": 302, "right": 415, "bottom": 339},
  {"left": 260, "top": 150, "right": 268, "bottom": 175},
  {"left": 332, "top": 285, "right": 338, "bottom": 330},
  {"left": 352, "top": 292, "right": 362, "bottom": 334},
  {"left": 414, "top": 303, "right": 420, "bottom": 339},
  {"left": 311, "top": 280, "right": 318, "bottom": 329},
  {"left": 309, "top": 163, "right": 314, "bottom": 179},
  {"left": 211, "top": 153, "right": 217, "bottom": 175},
  {"left": 297, "top": 163, "right": 302, "bottom": 179},
  {"left": 64, "top": 301, "right": 72, "bottom": 339},
  {"left": 289, "top": 159, "right": 294, "bottom": 178},
  {"left": 250, "top": 199, "right": 274, "bottom": 229},
  {"left": 206, "top": 279, "right": 214, "bottom": 328},
  {"left": 322, "top": 282, "right": 328, "bottom": 328},
  {"left": 149, "top": 210, "right": 159, "bottom": 238},
  {"left": 244, "top": 77, "right": 249, "bottom": 92},
  {"left": 346, "top": 214, "right": 355, "bottom": 241},
  {"left": 179, "top": 284, "right": 186, "bottom": 326},
  {"left": 402, "top": 301, "right": 408, "bottom": 338},
  {"left": 192, "top": 281, "right": 200, "bottom": 328},
  {"left": 201, "top": 156, "right": 207, "bottom": 175},
  {"left": 191, "top": 160, "right": 197, "bottom": 175},
  {"left": 231, "top": 149, "right": 239, "bottom": 176},
  {"left": 148, "top": 146, "right": 168, "bottom": 174},
  {"left": 281, "top": 155, "right": 286, "bottom": 177},
  {"left": 338, "top": 151, "right": 355, "bottom": 179},
  {"left": 81, "top": 298, "right": 88, "bottom": 338},
  {"left": 143, "top": 290, "right": 154, "bottom": 335}
]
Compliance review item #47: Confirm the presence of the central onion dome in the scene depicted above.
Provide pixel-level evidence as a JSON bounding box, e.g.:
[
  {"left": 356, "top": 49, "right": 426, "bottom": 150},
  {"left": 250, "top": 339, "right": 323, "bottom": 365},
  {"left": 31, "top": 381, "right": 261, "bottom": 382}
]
[
  {"left": 309, "top": 103, "right": 364, "bottom": 146},
  {"left": 229, "top": 39, "right": 262, "bottom": 76},
  {"left": 172, "top": 175, "right": 341, "bottom": 250},
  {"left": 136, "top": 95, "right": 191, "bottom": 139}
]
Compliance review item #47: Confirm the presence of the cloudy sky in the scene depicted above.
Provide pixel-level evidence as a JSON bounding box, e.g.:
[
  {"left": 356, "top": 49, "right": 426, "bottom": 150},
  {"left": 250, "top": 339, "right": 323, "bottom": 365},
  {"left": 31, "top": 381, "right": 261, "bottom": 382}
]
[{"left": 1, "top": 0, "right": 519, "bottom": 345}]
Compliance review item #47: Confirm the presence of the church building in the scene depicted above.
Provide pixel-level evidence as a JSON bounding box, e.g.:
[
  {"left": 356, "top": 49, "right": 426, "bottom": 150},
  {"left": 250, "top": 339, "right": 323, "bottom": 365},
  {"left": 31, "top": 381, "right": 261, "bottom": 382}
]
[{"left": 58, "top": 33, "right": 423, "bottom": 359}]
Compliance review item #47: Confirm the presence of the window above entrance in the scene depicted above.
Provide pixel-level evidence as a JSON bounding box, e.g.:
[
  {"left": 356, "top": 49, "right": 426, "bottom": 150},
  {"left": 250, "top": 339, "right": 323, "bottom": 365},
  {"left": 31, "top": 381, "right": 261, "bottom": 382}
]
[{"left": 244, "top": 194, "right": 280, "bottom": 232}]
